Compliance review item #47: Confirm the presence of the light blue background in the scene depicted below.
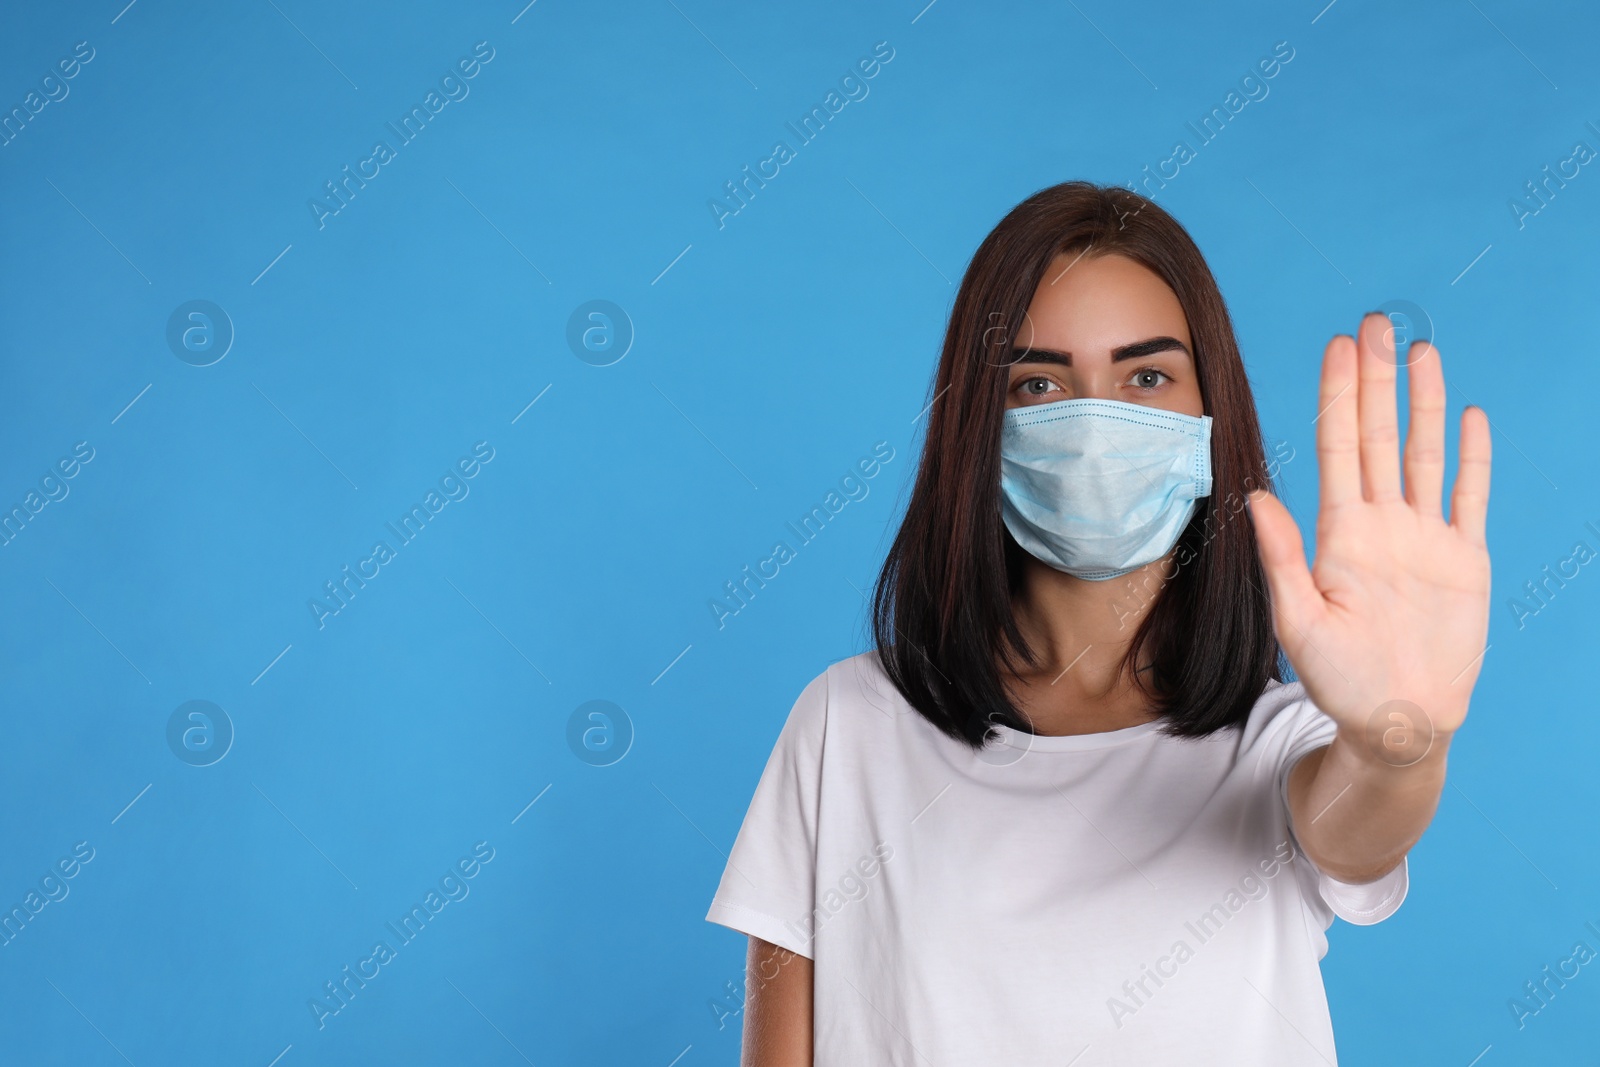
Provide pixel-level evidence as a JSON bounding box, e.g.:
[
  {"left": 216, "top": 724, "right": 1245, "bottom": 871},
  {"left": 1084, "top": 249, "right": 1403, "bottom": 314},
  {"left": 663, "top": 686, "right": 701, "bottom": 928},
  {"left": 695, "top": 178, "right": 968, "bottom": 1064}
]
[{"left": 1, "top": 0, "right": 1596, "bottom": 1063}]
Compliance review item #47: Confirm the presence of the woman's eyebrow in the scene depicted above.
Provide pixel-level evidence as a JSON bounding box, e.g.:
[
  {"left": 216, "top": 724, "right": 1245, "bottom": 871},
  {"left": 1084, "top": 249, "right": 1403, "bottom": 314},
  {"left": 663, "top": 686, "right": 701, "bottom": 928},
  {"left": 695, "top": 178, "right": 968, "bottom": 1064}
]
[{"left": 1010, "top": 336, "right": 1192, "bottom": 365}]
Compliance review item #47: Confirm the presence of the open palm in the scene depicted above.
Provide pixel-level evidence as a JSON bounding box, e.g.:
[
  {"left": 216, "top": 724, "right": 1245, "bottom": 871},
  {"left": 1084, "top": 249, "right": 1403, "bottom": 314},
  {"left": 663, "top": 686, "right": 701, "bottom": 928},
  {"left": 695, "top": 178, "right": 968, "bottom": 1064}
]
[{"left": 1246, "top": 312, "right": 1492, "bottom": 741}]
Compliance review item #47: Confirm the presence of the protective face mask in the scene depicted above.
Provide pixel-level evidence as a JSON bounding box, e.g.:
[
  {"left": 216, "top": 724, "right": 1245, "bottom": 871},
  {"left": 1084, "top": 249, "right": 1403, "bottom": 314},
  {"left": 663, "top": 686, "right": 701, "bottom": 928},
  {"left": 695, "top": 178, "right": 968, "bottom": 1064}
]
[{"left": 999, "top": 397, "right": 1213, "bottom": 580}]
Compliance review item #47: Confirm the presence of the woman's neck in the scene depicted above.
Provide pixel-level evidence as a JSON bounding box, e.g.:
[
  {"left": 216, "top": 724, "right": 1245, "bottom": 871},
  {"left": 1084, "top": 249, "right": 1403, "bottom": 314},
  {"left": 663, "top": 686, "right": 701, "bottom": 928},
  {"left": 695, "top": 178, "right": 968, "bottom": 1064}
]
[{"left": 1002, "top": 553, "right": 1174, "bottom": 734}]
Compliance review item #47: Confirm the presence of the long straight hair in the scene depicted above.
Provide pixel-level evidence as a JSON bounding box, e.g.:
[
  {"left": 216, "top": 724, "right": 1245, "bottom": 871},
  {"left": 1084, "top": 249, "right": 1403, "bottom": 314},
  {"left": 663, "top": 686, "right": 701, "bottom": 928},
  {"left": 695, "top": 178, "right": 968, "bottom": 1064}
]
[{"left": 870, "top": 181, "right": 1285, "bottom": 750}]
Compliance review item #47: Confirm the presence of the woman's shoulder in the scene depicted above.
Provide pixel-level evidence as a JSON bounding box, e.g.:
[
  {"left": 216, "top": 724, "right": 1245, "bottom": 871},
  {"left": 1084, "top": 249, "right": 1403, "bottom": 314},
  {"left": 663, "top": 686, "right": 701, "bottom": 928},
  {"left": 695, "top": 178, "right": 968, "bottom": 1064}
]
[
  {"left": 1233, "top": 676, "right": 1336, "bottom": 755},
  {"left": 779, "top": 651, "right": 908, "bottom": 732},
  {"left": 757, "top": 653, "right": 897, "bottom": 766},
  {"left": 1251, "top": 675, "right": 1307, "bottom": 713},
  {"left": 823, "top": 649, "right": 910, "bottom": 716}
]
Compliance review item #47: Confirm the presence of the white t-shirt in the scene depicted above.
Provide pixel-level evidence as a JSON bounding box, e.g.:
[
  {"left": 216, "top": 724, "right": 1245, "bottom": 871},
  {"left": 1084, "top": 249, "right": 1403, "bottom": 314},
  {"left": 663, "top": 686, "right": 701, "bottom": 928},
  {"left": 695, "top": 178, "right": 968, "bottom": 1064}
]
[{"left": 705, "top": 650, "right": 1407, "bottom": 1065}]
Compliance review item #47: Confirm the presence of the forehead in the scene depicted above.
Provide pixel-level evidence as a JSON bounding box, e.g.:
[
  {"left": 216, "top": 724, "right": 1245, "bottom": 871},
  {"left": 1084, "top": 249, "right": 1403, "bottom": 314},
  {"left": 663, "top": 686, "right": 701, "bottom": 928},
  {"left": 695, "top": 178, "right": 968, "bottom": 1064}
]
[{"left": 1013, "top": 252, "right": 1191, "bottom": 349}]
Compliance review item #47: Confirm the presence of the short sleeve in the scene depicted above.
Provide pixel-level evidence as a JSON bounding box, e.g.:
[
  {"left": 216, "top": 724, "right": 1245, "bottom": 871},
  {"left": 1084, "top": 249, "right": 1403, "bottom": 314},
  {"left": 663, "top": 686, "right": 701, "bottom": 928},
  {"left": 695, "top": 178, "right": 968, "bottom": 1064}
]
[
  {"left": 1279, "top": 744, "right": 1409, "bottom": 926},
  {"left": 704, "top": 668, "right": 829, "bottom": 959},
  {"left": 1251, "top": 682, "right": 1409, "bottom": 928}
]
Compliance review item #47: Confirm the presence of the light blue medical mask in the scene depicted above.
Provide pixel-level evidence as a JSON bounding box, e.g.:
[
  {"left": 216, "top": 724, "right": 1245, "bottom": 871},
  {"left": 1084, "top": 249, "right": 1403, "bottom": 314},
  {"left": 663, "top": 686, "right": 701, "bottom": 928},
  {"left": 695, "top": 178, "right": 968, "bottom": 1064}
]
[{"left": 999, "top": 398, "right": 1213, "bottom": 580}]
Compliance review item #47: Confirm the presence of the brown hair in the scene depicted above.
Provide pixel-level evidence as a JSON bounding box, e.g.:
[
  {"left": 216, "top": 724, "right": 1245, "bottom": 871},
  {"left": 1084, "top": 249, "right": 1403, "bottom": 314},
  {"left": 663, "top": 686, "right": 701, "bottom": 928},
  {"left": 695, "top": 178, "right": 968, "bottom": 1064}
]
[{"left": 869, "top": 181, "right": 1285, "bottom": 750}]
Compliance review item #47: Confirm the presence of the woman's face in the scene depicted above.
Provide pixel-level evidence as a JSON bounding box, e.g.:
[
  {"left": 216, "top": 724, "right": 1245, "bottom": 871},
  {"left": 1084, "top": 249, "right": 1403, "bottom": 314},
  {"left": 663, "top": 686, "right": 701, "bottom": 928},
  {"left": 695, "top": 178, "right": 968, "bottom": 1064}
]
[{"left": 1004, "top": 251, "right": 1204, "bottom": 418}]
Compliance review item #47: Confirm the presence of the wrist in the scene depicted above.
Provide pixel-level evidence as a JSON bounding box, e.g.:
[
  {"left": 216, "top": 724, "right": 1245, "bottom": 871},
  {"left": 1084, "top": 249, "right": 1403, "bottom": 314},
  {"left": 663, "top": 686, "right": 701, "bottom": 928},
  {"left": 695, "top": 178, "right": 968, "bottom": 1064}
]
[{"left": 1331, "top": 719, "right": 1452, "bottom": 775}]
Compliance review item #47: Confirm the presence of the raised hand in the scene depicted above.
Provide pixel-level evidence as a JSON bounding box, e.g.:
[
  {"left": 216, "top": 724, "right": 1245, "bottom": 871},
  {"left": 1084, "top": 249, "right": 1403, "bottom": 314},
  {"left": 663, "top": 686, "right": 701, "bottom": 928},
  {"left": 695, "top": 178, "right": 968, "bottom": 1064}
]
[{"left": 1244, "top": 312, "right": 1492, "bottom": 744}]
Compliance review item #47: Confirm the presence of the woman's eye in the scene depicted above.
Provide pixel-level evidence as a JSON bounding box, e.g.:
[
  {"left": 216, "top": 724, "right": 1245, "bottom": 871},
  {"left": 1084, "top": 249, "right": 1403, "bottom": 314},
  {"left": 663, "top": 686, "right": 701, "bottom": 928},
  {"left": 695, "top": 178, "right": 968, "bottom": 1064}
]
[
  {"left": 1129, "top": 368, "right": 1171, "bottom": 390},
  {"left": 1019, "top": 376, "right": 1059, "bottom": 397}
]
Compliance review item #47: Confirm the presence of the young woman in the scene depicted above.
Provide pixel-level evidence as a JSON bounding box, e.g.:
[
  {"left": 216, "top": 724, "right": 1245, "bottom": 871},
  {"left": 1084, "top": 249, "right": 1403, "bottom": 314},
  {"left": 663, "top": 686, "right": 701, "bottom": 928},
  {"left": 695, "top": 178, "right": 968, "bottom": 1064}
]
[{"left": 704, "top": 181, "right": 1492, "bottom": 1065}]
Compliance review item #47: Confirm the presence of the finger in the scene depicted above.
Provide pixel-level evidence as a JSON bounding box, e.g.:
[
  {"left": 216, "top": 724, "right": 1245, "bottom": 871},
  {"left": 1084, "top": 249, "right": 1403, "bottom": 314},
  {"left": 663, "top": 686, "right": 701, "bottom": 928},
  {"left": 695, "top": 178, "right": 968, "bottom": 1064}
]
[
  {"left": 1402, "top": 339, "right": 1447, "bottom": 517},
  {"left": 1245, "top": 488, "right": 1324, "bottom": 635},
  {"left": 1357, "top": 311, "right": 1403, "bottom": 502},
  {"left": 1315, "top": 333, "right": 1361, "bottom": 511},
  {"left": 1450, "top": 405, "right": 1492, "bottom": 547}
]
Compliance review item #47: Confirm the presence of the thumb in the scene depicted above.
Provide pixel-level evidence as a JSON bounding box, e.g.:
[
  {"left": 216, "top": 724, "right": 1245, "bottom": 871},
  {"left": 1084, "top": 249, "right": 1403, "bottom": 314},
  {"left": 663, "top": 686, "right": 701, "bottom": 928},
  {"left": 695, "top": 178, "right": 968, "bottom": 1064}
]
[{"left": 1244, "top": 488, "right": 1321, "bottom": 633}]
